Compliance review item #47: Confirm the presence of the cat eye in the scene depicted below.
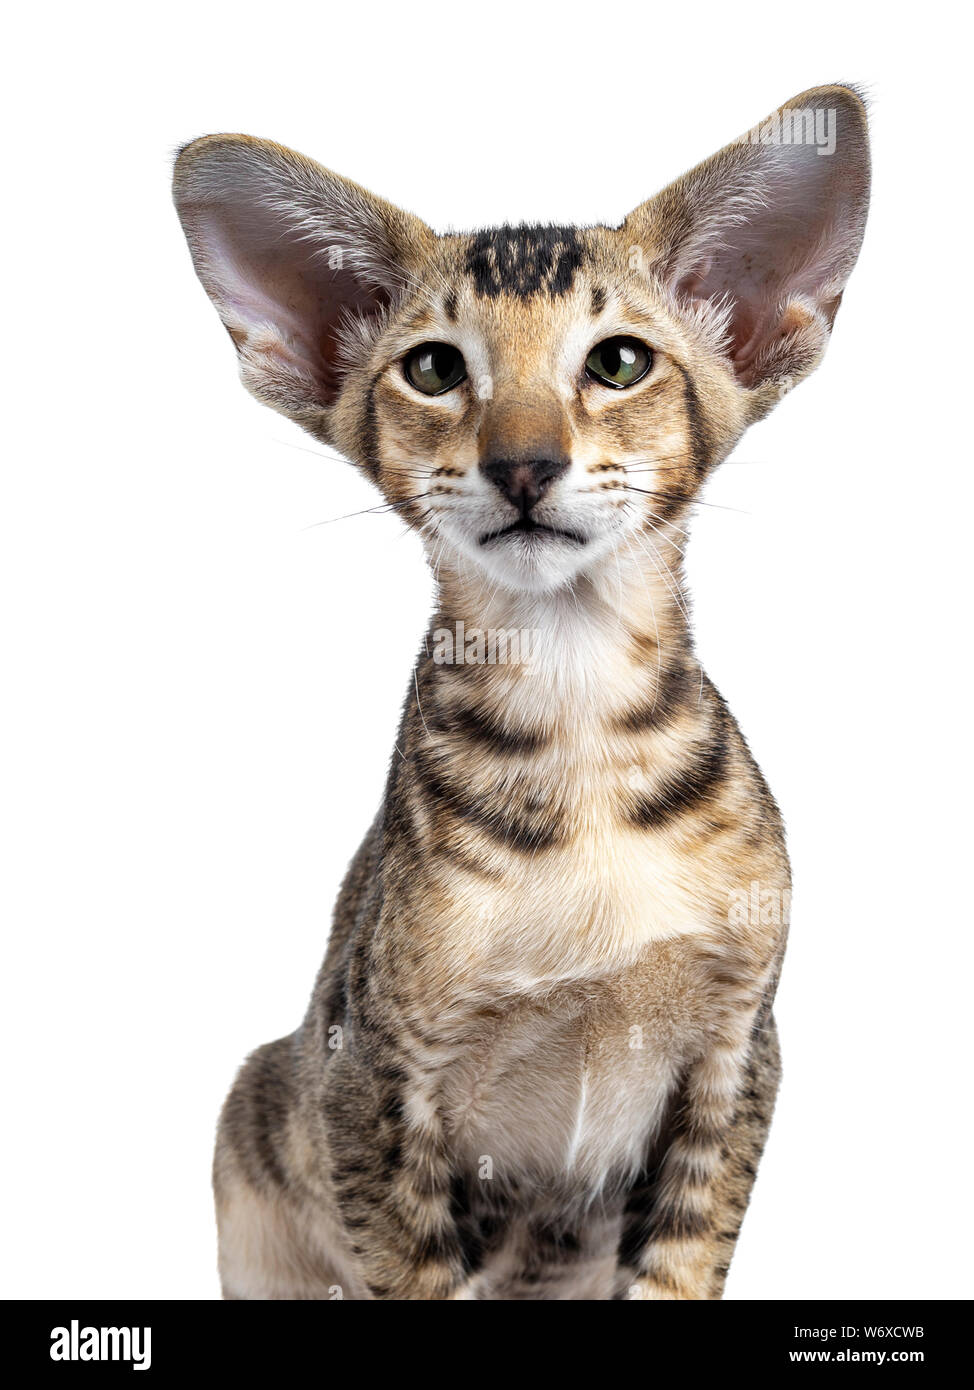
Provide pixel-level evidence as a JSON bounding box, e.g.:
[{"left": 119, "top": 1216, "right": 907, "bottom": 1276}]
[
  {"left": 404, "top": 342, "right": 467, "bottom": 395},
  {"left": 585, "top": 337, "right": 652, "bottom": 389}
]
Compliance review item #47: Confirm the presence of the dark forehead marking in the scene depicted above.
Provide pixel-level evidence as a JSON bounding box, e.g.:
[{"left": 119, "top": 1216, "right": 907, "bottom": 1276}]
[
  {"left": 590, "top": 284, "right": 607, "bottom": 315},
  {"left": 443, "top": 288, "right": 458, "bottom": 322},
  {"left": 463, "top": 224, "right": 585, "bottom": 299}
]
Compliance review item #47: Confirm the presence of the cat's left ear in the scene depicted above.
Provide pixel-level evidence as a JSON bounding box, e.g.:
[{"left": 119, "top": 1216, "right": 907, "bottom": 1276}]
[
  {"left": 173, "top": 135, "right": 435, "bottom": 428},
  {"left": 624, "top": 85, "right": 870, "bottom": 415}
]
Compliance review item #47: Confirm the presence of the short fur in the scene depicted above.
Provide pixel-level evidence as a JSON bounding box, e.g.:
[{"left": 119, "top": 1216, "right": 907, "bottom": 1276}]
[{"left": 173, "top": 84, "right": 870, "bottom": 1299}]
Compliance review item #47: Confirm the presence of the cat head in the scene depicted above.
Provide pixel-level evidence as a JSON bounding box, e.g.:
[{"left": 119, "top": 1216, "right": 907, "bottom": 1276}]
[{"left": 173, "top": 86, "right": 869, "bottom": 596}]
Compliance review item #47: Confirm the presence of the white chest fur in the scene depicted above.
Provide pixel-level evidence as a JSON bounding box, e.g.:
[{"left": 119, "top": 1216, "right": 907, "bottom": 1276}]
[
  {"left": 439, "top": 980, "right": 680, "bottom": 1190},
  {"left": 436, "top": 937, "right": 706, "bottom": 1192}
]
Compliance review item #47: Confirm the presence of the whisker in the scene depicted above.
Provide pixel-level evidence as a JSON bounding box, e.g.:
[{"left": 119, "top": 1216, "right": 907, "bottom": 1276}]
[
  {"left": 618, "top": 529, "right": 666, "bottom": 714},
  {"left": 625, "top": 509, "right": 693, "bottom": 630},
  {"left": 270, "top": 435, "right": 437, "bottom": 484},
  {"left": 621, "top": 485, "right": 749, "bottom": 515},
  {"left": 270, "top": 435, "right": 348, "bottom": 465},
  {"left": 302, "top": 492, "right": 434, "bottom": 528}
]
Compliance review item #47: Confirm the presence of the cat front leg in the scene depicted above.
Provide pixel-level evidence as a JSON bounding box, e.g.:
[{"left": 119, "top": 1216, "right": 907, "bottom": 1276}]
[
  {"left": 323, "top": 1056, "right": 475, "bottom": 1300},
  {"left": 618, "top": 974, "right": 778, "bottom": 1301}
]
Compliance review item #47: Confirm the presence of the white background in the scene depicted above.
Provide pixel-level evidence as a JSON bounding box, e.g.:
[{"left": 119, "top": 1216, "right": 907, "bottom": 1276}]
[{"left": 3, "top": 4, "right": 971, "bottom": 1300}]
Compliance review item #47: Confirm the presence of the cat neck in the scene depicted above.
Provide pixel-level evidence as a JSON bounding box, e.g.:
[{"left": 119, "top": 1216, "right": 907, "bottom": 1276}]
[{"left": 424, "top": 546, "right": 694, "bottom": 729}]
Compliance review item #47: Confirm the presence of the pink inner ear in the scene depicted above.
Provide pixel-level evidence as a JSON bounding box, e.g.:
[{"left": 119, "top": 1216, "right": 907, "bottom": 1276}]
[
  {"left": 204, "top": 213, "right": 314, "bottom": 350},
  {"left": 673, "top": 137, "right": 865, "bottom": 378},
  {"left": 190, "top": 190, "right": 391, "bottom": 403}
]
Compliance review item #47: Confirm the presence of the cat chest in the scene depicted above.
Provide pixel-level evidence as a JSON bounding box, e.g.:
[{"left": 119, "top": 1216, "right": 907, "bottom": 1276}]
[
  {"left": 425, "top": 824, "right": 720, "bottom": 998},
  {"left": 435, "top": 950, "right": 703, "bottom": 1189}
]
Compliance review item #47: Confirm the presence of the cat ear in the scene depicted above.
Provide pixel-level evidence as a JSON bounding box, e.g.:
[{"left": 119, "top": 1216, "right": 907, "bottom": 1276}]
[
  {"left": 624, "top": 85, "right": 870, "bottom": 408},
  {"left": 172, "top": 135, "right": 434, "bottom": 425}
]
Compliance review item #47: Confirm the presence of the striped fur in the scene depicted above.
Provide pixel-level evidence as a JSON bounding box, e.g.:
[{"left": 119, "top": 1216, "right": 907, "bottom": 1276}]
[{"left": 174, "top": 84, "right": 870, "bottom": 1299}]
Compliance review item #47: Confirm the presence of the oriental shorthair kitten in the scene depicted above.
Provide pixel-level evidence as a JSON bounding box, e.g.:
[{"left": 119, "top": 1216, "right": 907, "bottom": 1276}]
[{"left": 173, "top": 84, "right": 869, "bottom": 1300}]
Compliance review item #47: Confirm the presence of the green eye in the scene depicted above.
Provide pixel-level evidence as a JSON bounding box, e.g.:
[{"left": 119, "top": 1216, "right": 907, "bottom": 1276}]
[
  {"left": 585, "top": 336, "right": 652, "bottom": 389},
  {"left": 404, "top": 342, "right": 467, "bottom": 395}
]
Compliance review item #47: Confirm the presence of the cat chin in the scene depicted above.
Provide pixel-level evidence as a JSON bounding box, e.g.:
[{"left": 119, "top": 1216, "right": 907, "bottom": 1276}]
[
  {"left": 454, "top": 539, "right": 601, "bottom": 597},
  {"left": 430, "top": 513, "right": 631, "bottom": 597}
]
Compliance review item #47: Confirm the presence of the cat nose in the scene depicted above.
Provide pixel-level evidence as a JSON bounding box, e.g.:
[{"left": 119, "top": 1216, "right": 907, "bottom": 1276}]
[{"left": 480, "top": 456, "right": 570, "bottom": 512}]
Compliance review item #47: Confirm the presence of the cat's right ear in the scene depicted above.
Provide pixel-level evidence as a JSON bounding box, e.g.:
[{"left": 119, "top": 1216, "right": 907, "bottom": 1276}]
[{"left": 172, "top": 136, "right": 434, "bottom": 427}]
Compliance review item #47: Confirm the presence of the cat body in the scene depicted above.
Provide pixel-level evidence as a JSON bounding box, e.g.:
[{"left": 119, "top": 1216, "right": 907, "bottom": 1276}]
[{"left": 173, "top": 84, "right": 869, "bottom": 1299}]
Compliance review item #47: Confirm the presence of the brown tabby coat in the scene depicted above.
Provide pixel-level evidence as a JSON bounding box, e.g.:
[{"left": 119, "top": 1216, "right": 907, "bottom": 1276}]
[{"left": 173, "top": 84, "right": 869, "bottom": 1299}]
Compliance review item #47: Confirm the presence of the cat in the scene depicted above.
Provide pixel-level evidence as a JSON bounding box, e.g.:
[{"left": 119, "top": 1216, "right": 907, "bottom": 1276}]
[{"left": 173, "top": 83, "right": 870, "bottom": 1299}]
